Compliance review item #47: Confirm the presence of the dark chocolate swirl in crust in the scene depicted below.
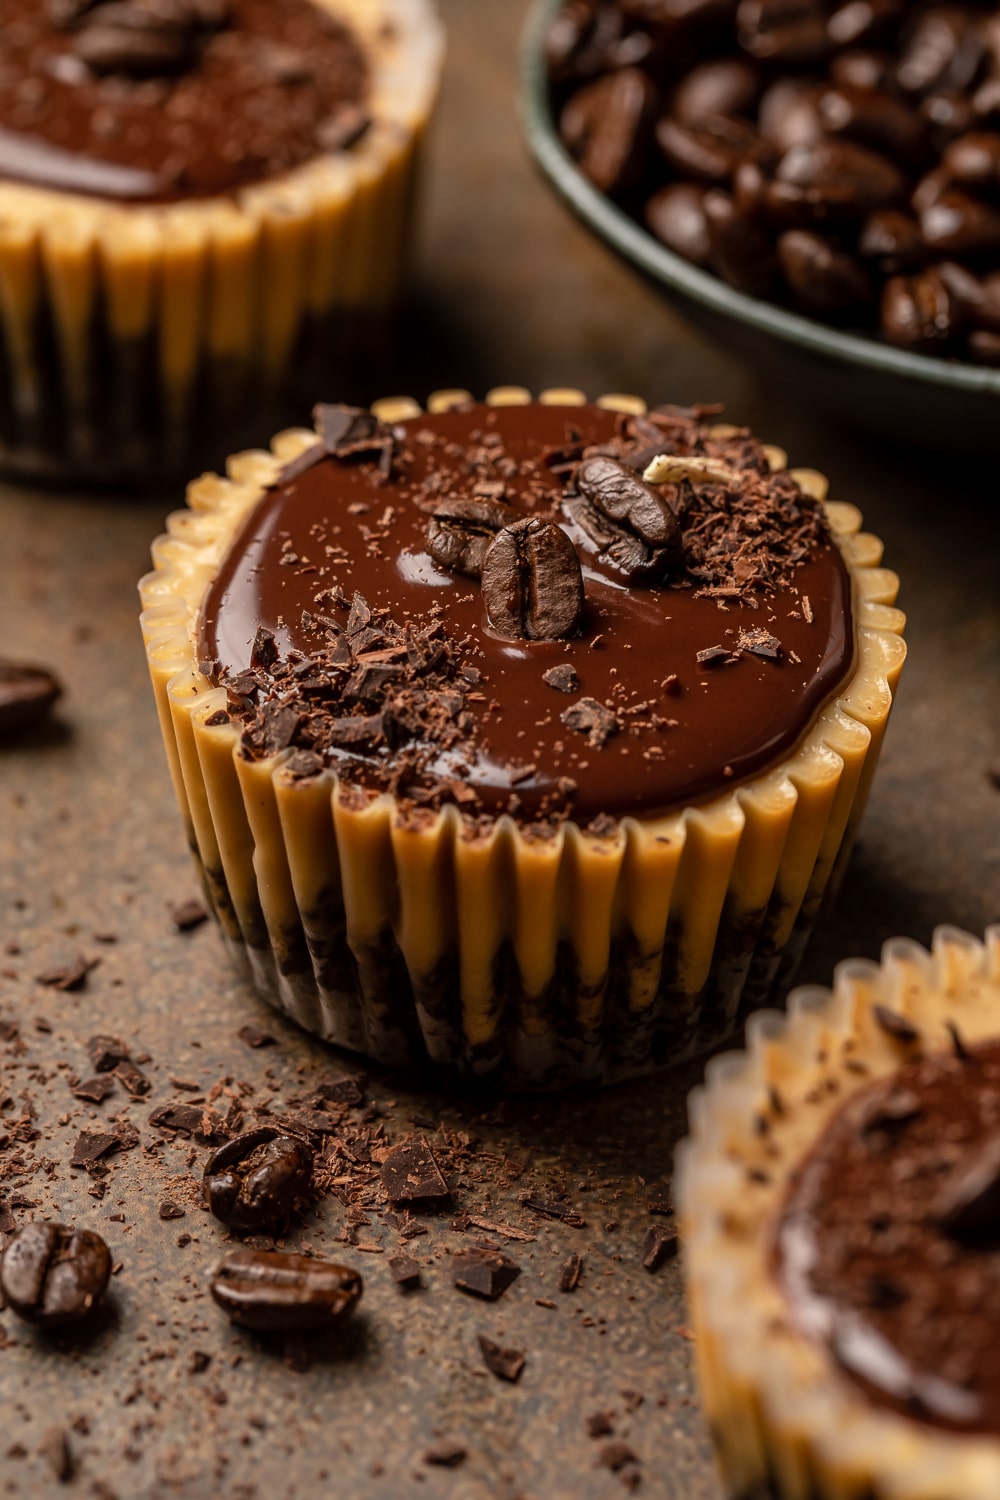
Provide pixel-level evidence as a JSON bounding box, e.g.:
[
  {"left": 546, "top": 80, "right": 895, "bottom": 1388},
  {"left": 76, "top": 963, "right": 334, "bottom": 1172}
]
[{"left": 198, "top": 399, "right": 855, "bottom": 824}]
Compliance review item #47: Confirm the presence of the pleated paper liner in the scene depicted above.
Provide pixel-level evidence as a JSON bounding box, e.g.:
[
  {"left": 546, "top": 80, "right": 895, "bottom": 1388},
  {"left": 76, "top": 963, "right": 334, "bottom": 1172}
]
[
  {"left": 0, "top": 0, "right": 443, "bottom": 483},
  {"left": 676, "top": 926, "right": 1000, "bottom": 1500},
  {"left": 140, "top": 385, "right": 906, "bottom": 1087}
]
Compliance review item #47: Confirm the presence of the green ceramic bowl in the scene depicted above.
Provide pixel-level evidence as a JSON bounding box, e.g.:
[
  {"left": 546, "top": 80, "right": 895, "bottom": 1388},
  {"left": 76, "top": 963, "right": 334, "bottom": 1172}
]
[{"left": 520, "top": 0, "right": 1000, "bottom": 453}]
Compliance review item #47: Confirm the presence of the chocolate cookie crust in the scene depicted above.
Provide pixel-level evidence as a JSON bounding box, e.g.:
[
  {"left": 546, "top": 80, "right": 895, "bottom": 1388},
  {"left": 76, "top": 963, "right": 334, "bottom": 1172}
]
[
  {"left": 198, "top": 400, "right": 854, "bottom": 822},
  {"left": 0, "top": 0, "right": 368, "bottom": 203}
]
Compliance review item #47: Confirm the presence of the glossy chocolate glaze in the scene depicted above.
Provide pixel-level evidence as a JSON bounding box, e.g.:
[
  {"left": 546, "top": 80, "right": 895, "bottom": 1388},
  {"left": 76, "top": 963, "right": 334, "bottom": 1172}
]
[
  {"left": 776, "top": 1039, "right": 1000, "bottom": 1436},
  {"left": 0, "top": 0, "right": 367, "bottom": 203},
  {"left": 199, "top": 402, "right": 854, "bottom": 821}
]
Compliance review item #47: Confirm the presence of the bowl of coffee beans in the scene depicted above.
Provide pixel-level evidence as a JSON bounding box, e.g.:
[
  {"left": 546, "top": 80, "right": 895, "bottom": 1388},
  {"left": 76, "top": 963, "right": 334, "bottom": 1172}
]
[{"left": 522, "top": 0, "right": 1000, "bottom": 451}]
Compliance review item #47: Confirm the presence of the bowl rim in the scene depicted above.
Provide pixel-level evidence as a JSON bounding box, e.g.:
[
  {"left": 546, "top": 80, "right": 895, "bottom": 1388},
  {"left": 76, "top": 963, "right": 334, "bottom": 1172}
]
[{"left": 519, "top": 0, "right": 1000, "bottom": 401}]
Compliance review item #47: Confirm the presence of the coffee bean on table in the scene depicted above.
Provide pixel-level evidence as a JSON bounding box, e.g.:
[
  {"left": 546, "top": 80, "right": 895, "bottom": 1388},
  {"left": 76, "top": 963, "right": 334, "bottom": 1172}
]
[
  {"left": 565, "top": 455, "right": 680, "bottom": 581},
  {"left": 424, "top": 495, "right": 518, "bottom": 579},
  {"left": 559, "top": 67, "right": 656, "bottom": 195},
  {"left": 646, "top": 182, "right": 712, "bottom": 265},
  {"left": 777, "top": 229, "right": 873, "bottom": 313},
  {"left": 210, "top": 1249, "right": 362, "bottom": 1332},
  {"left": 0, "top": 662, "right": 62, "bottom": 738},
  {"left": 204, "top": 1128, "right": 313, "bottom": 1232},
  {"left": 482, "top": 518, "right": 584, "bottom": 642},
  {"left": 0, "top": 1222, "right": 111, "bottom": 1328}
]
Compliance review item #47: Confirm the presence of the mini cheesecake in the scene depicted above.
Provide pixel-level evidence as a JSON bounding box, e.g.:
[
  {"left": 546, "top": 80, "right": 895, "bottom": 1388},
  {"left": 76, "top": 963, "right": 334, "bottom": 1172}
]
[
  {"left": 0, "top": 0, "right": 442, "bottom": 479},
  {"left": 677, "top": 926, "right": 1000, "bottom": 1500},
  {"left": 140, "top": 386, "right": 905, "bottom": 1086}
]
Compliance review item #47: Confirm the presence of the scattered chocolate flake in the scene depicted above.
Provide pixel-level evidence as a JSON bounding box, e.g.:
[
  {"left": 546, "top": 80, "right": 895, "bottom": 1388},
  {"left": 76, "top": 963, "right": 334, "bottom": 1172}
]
[
  {"left": 87, "top": 1035, "right": 129, "bottom": 1072},
  {"left": 646, "top": 1194, "right": 674, "bottom": 1216},
  {"left": 71, "top": 1076, "right": 116, "bottom": 1105},
  {"left": 559, "top": 1252, "right": 584, "bottom": 1292},
  {"left": 148, "top": 1102, "right": 228, "bottom": 1145},
  {"left": 0, "top": 1019, "right": 19, "bottom": 1042},
  {"left": 70, "top": 1129, "right": 130, "bottom": 1168},
  {"left": 237, "top": 1025, "right": 276, "bottom": 1049},
  {"left": 598, "top": 1440, "right": 639, "bottom": 1473},
  {"left": 695, "top": 646, "right": 735, "bottom": 669},
  {"left": 559, "top": 696, "right": 619, "bottom": 749},
  {"left": 188, "top": 1350, "right": 212, "bottom": 1375},
  {"left": 451, "top": 1249, "right": 521, "bottom": 1301},
  {"left": 169, "top": 899, "right": 209, "bottom": 932},
  {"left": 621, "top": 1389, "right": 645, "bottom": 1413},
  {"left": 380, "top": 1138, "right": 451, "bottom": 1208},
  {"left": 542, "top": 663, "right": 581, "bottom": 694},
  {"left": 37, "top": 1427, "right": 72, "bottom": 1484},
  {"left": 523, "top": 1197, "right": 586, "bottom": 1228},
  {"left": 872, "top": 1005, "right": 922, "bottom": 1046},
  {"left": 0, "top": 661, "right": 62, "bottom": 738},
  {"left": 35, "top": 955, "right": 95, "bottom": 992},
  {"left": 737, "top": 627, "right": 783, "bottom": 661},
  {"left": 387, "top": 1254, "right": 421, "bottom": 1288},
  {"left": 113, "top": 1060, "right": 151, "bottom": 1098},
  {"left": 477, "top": 1334, "right": 525, "bottom": 1382},
  {"left": 642, "top": 1224, "right": 679, "bottom": 1272},
  {"left": 315, "top": 1073, "right": 364, "bottom": 1107},
  {"left": 422, "top": 1441, "right": 467, "bottom": 1469},
  {"left": 158, "top": 1200, "right": 186, "bottom": 1221}
]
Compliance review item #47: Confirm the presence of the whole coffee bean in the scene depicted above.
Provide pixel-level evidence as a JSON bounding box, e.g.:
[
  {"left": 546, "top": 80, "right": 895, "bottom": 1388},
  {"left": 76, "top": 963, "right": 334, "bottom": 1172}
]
[
  {"left": 769, "top": 138, "right": 905, "bottom": 221},
  {"left": 0, "top": 661, "right": 62, "bottom": 737},
  {"left": 777, "top": 229, "right": 873, "bottom": 311},
  {"left": 827, "top": 0, "right": 903, "bottom": 49},
  {"left": 880, "top": 267, "right": 960, "bottom": 348},
  {"left": 560, "top": 67, "right": 656, "bottom": 195},
  {"left": 1, "top": 1223, "right": 111, "bottom": 1328},
  {"left": 204, "top": 1128, "right": 313, "bottom": 1233},
  {"left": 703, "top": 188, "right": 780, "bottom": 295},
  {"left": 737, "top": 0, "right": 831, "bottom": 65},
  {"left": 545, "top": 0, "right": 598, "bottom": 81},
  {"left": 656, "top": 111, "right": 771, "bottom": 183},
  {"left": 211, "top": 1249, "right": 362, "bottom": 1333},
  {"left": 920, "top": 187, "right": 1000, "bottom": 253},
  {"left": 896, "top": 8, "right": 985, "bottom": 97},
  {"left": 941, "top": 131, "right": 1000, "bottom": 189},
  {"left": 935, "top": 258, "right": 1000, "bottom": 330},
  {"left": 74, "top": 17, "right": 193, "bottom": 78},
  {"left": 818, "top": 83, "right": 926, "bottom": 164},
  {"left": 830, "top": 49, "right": 896, "bottom": 93},
  {"left": 760, "top": 81, "right": 825, "bottom": 157},
  {"left": 424, "top": 495, "right": 518, "bottom": 579},
  {"left": 645, "top": 181, "right": 712, "bottom": 264},
  {"left": 482, "top": 518, "right": 584, "bottom": 641},
  {"left": 971, "top": 76, "right": 1000, "bottom": 124},
  {"left": 858, "top": 208, "right": 925, "bottom": 269},
  {"left": 565, "top": 455, "right": 681, "bottom": 580},
  {"left": 922, "top": 88, "right": 977, "bottom": 143},
  {"left": 967, "top": 327, "right": 1000, "bottom": 363},
  {"left": 672, "top": 57, "right": 761, "bottom": 121}
]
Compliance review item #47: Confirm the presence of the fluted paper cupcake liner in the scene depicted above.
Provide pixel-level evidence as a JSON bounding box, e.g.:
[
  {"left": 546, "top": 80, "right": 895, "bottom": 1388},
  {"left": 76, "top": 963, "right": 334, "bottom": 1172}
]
[
  {"left": 676, "top": 926, "right": 1000, "bottom": 1500},
  {"left": 140, "top": 386, "right": 906, "bottom": 1087},
  {"left": 0, "top": 0, "right": 443, "bottom": 481}
]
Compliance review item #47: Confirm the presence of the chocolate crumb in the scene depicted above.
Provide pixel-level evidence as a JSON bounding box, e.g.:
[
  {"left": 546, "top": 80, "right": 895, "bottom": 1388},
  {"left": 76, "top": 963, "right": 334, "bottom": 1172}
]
[
  {"left": 388, "top": 1254, "right": 421, "bottom": 1287},
  {"left": 477, "top": 1334, "right": 525, "bottom": 1382},
  {"left": 641, "top": 1225, "right": 679, "bottom": 1272},
  {"left": 113, "top": 1059, "right": 151, "bottom": 1098},
  {"left": 559, "top": 1252, "right": 584, "bottom": 1292},
  {"left": 87, "top": 1034, "right": 129, "bottom": 1073},
  {"left": 35, "top": 955, "right": 95, "bottom": 992},
  {"left": 71, "top": 1076, "right": 116, "bottom": 1105},
  {"left": 560, "top": 697, "right": 619, "bottom": 748},
  {"left": 598, "top": 1440, "right": 639, "bottom": 1472},
  {"left": 158, "top": 1200, "right": 185, "bottom": 1221},
  {"left": 37, "top": 1427, "right": 72, "bottom": 1484},
  {"left": 422, "top": 1441, "right": 467, "bottom": 1469},
  {"left": 586, "top": 1410, "right": 616, "bottom": 1438},
  {"left": 543, "top": 663, "right": 581, "bottom": 694},
  {"left": 169, "top": 899, "right": 209, "bottom": 932},
  {"left": 237, "top": 1025, "right": 276, "bottom": 1049}
]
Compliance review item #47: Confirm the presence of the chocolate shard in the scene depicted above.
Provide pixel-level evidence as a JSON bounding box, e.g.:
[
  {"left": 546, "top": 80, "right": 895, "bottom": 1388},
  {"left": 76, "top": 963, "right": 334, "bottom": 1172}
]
[
  {"left": 523, "top": 1196, "right": 587, "bottom": 1228},
  {"left": 250, "top": 626, "right": 279, "bottom": 672},
  {"left": 380, "top": 1138, "right": 451, "bottom": 1207},
  {"left": 542, "top": 663, "right": 581, "bottom": 694},
  {"left": 87, "top": 1034, "right": 129, "bottom": 1073},
  {"left": 237, "top": 1024, "right": 276, "bottom": 1049},
  {"left": 422, "top": 1441, "right": 467, "bottom": 1468},
  {"left": 71, "top": 1076, "right": 116, "bottom": 1105},
  {"left": 388, "top": 1253, "right": 421, "bottom": 1287},
  {"left": 158, "top": 1200, "right": 186, "bottom": 1221},
  {"left": 70, "top": 1129, "right": 129, "bottom": 1168},
  {"left": 35, "top": 955, "right": 95, "bottom": 992},
  {"left": 872, "top": 1005, "right": 922, "bottom": 1046},
  {"left": 169, "top": 899, "right": 209, "bottom": 932},
  {"left": 451, "top": 1249, "right": 521, "bottom": 1301},
  {"left": 477, "top": 1333, "right": 525, "bottom": 1382},
  {"left": 559, "top": 697, "right": 619, "bottom": 749},
  {"left": 559, "top": 1252, "right": 584, "bottom": 1293},
  {"left": 933, "top": 1134, "right": 1000, "bottom": 1243},
  {"left": 148, "top": 1101, "right": 228, "bottom": 1145},
  {"left": 113, "top": 1060, "right": 151, "bottom": 1098},
  {"left": 641, "top": 1224, "right": 679, "bottom": 1271},
  {"left": 315, "top": 1073, "right": 364, "bottom": 1107}
]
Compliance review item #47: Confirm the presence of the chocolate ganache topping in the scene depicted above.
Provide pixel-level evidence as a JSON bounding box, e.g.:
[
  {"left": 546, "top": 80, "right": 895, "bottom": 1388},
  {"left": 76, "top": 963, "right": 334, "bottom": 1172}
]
[
  {"left": 198, "top": 399, "right": 855, "bottom": 824},
  {"left": 776, "top": 1034, "right": 1000, "bottom": 1436},
  {"left": 0, "top": 0, "right": 369, "bottom": 203}
]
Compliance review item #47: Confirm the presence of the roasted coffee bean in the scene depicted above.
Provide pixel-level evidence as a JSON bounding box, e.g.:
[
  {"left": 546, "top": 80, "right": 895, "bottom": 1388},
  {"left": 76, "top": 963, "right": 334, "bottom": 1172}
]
[
  {"left": 565, "top": 455, "right": 681, "bottom": 580},
  {"left": 645, "top": 182, "right": 712, "bottom": 264},
  {"left": 560, "top": 68, "right": 656, "bottom": 195},
  {"left": 0, "top": 1223, "right": 111, "bottom": 1328},
  {"left": 896, "top": 7, "right": 985, "bottom": 97},
  {"left": 942, "top": 131, "right": 1000, "bottom": 190},
  {"left": 210, "top": 1249, "right": 362, "bottom": 1332},
  {"left": 935, "top": 258, "right": 1000, "bottom": 330},
  {"left": 73, "top": 4, "right": 196, "bottom": 77},
  {"left": 920, "top": 187, "right": 1000, "bottom": 253},
  {"left": 656, "top": 112, "right": 771, "bottom": 183},
  {"left": 672, "top": 57, "right": 761, "bottom": 121},
  {"left": 818, "top": 83, "right": 926, "bottom": 164},
  {"left": 204, "top": 1128, "right": 313, "bottom": 1232},
  {"left": 858, "top": 208, "right": 925, "bottom": 270},
  {"left": 880, "top": 267, "right": 960, "bottom": 348},
  {"left": 758, "top": 78, "right": 823, "bottom": 152},
  {"left": 424, "top": 495, "right": 518, "bottom": 579},
  {"left": 778, "top": 229, "right": 873, "bottom": 312},
  {"left": 481, "top": 518, "right": 584, "bottom": 642},
  {"left": 967, "top": 327, "right": 1000, "bottom": 363},
  {"left": 830, "top": 48, "right": 896, "bottom": 93},
  {"left": 704, "top": 189, "right": 780, "bottom": 295},
  {"left": 0, "top": 662, "right": 62, "bottom": 737},
  {"left": 972, "top": 75, "right": 1000, "bottom": 124},
  {"left": 769, "top": 138, "right": 905, "bottom": 221},
  {"left": 922, "top": 87, "right": 978, "bottom": 143},
  {"left": 827, "top": 0, "right": 903, "bottom": 48},
  {"left": 737, "top": 0, "right": 831, "bottom": 65}
]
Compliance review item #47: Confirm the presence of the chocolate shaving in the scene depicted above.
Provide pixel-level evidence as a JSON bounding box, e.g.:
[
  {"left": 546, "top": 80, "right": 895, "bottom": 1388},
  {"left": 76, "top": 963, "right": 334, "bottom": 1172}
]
[{"left": 559, "top": 1252, "right": 584, "bottom": 1292}]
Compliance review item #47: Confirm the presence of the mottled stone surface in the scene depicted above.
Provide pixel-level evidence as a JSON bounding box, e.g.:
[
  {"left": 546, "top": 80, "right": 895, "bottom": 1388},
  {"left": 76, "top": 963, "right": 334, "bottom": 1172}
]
[{"left": 0, "top": 1, "right": 998, "bottom": 1497}]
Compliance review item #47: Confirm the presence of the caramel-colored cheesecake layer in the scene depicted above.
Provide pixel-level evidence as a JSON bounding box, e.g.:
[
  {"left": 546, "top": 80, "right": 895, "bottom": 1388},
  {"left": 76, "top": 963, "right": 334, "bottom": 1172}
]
[
  {"left": 199, "top": 400, "right": 854, "bottom": 822},
  {"left": 0, "top": 0, "right": 367, "bottom": 202}
]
